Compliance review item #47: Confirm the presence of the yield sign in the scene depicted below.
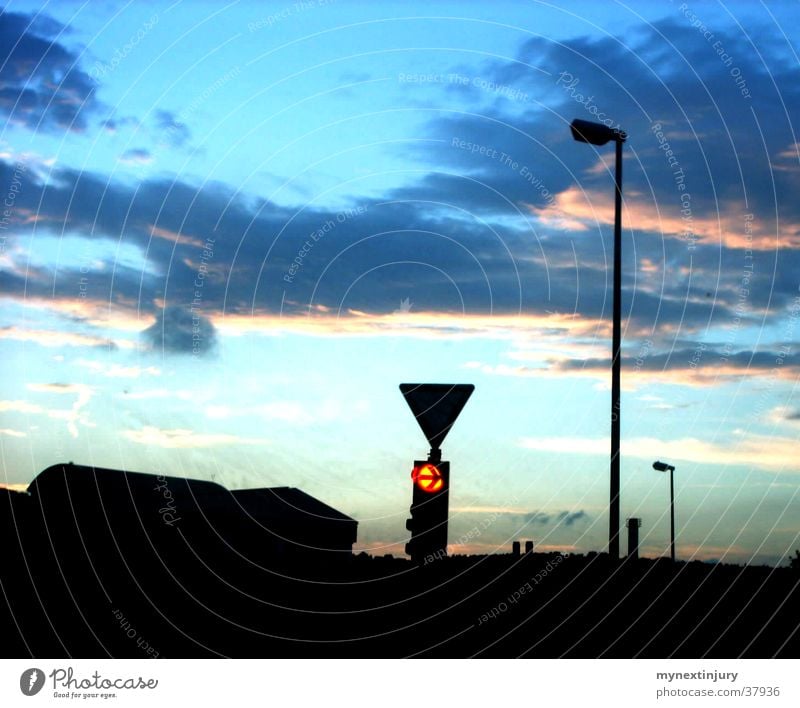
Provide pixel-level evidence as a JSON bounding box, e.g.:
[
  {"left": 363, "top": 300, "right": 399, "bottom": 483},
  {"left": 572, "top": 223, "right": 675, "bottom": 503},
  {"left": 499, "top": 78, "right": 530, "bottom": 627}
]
[{"left": 399, "top": 383, "right": 474, "bottom": 451}]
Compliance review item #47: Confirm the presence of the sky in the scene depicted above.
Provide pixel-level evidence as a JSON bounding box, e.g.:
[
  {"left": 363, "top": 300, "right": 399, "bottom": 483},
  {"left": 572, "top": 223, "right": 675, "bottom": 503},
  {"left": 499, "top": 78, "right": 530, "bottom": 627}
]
[{"left": 1, "top": 0, "right": 799, "bottom": 565}]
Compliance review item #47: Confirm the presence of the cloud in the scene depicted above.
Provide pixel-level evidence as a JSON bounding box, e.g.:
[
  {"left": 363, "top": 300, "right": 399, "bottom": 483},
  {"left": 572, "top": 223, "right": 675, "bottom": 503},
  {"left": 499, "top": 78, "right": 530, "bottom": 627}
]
[
  {"left": 153, "top": 109, "right": 191, "bottom": 147},
  {"left": 0, "top": 482, "right": 29, "bottom": 491},
  {"left": 0, "top": 326, "right": 123, "bottom": 349},
  {"left": 122, "top": 388, "right": 194, "bottom": 401},
  {"left": 0, "top": 400, "right": 43, "bottom": 413},
  {"left": 26, "top": 382, "right": 94, "bottom": 438},
  {"left": 123, "top": 426, "right": 267, "bottom": 449},
  {"left": 141, "top": 305, "right": 217, "bottom": 355},
  {"left": 451, "top": 505, "right": 591, "bottom": 529},
  {"left": 557, "top": 510, "right": 588, "bottom": 527},
  {"left": 0, "top": 428, "right": 27, "bottom": 438},
  {"left": 0, "top": 12, "right": 102, "bottom": 132},
  {"left": 119, "top": 148, "right": 153, "bottom": 166},
  {"left": 522, "top": 511, "right": 551, "bottom": 525},
  {"left": 466, "top": 343, "right": 800, "bottom": 389},
  {"left": 532, "top": 186, "right": 800, "bottom": 251},
  {"left": 519, "top": 433, "right": 800, "bottom": 472},
  {"left": 0, "top": 16, "right": 798, "bottom": 377},
  {"left": 205, "top": 401, "right": 313, "bottom": 425},
  {"left": 76, "top": 360, "right": 161, "bottom": 378}
]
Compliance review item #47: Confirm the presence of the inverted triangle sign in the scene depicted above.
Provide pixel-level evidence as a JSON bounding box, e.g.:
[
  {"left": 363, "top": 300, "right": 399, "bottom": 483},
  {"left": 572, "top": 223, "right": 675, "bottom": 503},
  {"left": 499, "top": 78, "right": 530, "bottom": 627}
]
[{"left": 400, "top": 383, "right": 474, "bottom": 450}]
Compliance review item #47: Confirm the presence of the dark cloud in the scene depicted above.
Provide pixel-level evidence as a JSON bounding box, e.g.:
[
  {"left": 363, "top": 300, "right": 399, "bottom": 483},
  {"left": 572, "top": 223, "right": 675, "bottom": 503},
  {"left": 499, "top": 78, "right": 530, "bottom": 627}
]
[
  {"left": 509, "top": 510, "right": 589, "bottom": 527},
  {"left": 555, "top": 347, "right": 800, "bottom": 375},
  {"left": 557, "top": 510, "right": 588, "bottom": 527},
  {"left": 0, "top": 149, "right": 774, "bottom": 343},
  {"left": 154, "top": 109, "right": 191, "bottom": 148},
  {"left": 120, "top": 148, "right": 152, "bottom": 165},
  {"left": 101, "top": 116, "right": 139, "bottom": 134},
  {"left": 141, "top": 306, "right": 217, "bottom": 356},
  {"left": 0, "top": 17, "right": 797, "bottom": 361},
  {"left": 398, "top": 18, "right": 800, "bottom": 238},
  {"left": 0, "top": 12, "right": 101, "bottom": 132}
]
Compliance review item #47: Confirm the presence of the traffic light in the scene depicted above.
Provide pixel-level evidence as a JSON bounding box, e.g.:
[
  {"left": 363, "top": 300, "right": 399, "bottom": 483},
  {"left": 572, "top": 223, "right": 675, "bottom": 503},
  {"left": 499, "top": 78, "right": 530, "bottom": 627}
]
[
  {"left": 399, "top": 383, "right": 474, "bottom": 565},
  {"left": 405, "top": 460, "right": 449, "bottom": 563}
]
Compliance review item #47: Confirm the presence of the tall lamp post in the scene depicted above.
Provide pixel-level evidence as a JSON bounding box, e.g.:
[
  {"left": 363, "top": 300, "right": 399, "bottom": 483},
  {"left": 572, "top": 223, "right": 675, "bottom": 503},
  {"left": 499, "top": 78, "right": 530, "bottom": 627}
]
[
  {"left": 570, "top": 118, "right": 627, "bottom": 560},
  {"left": 653, "top": 460, "right": 676, "bottom": 562}
]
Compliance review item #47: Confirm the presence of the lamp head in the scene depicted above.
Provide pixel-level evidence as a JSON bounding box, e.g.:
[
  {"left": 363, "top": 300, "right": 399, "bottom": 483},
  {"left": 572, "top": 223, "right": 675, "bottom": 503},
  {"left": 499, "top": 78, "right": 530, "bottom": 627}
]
[
  {"left": 653, "top": 460, "right": 675, "bottom": 472},
  {"left": 570, "top": 118, "right": 626, "bottom": 146}
]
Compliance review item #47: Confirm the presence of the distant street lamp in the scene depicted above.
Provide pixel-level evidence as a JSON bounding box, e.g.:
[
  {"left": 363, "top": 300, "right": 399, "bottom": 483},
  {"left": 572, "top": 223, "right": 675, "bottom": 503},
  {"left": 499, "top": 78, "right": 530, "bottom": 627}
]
[
  {"left": 653, "top": 460, "right": 676, "bottom": 562},
  {"left": 570, "top": 118, "right": 627, "bottom": 560}
]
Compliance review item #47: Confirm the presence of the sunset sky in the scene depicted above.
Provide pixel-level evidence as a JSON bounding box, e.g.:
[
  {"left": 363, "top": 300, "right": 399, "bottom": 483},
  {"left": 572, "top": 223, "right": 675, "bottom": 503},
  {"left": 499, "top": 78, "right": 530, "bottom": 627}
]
[{"left": 1, "top": 0, "right": 799, "bottom": 565}]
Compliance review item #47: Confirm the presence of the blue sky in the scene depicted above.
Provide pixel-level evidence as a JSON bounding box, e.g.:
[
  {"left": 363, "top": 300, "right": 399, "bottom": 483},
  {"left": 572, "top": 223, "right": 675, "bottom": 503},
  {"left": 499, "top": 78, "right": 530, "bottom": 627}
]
[{"left": 1, "top": 0, "right": 800, "bottom": 564}]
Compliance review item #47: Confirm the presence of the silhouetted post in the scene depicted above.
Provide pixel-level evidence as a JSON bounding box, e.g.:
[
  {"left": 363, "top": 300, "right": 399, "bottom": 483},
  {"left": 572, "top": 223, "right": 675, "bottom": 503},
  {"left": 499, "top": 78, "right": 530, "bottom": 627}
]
[
  {"left": 611, "top": 135, "right": 623, "bottom": 562},
  {"left": 669, "top": 468, "right": 675, "bottom": 563},
  {"left": 525, "top": 540, "right": 534, "bottom": 554},
  {"left": 512, "top": 541, "right": 521, "bottom": 557},
  {"left": 626, "top": 517, "right": 641, "bottom": 560},
  {"left": 653, "top": 461, "right": 676, "bottom": 562},
  {"left": 570, "top": 119, "right": 627, "bottom": 560}
]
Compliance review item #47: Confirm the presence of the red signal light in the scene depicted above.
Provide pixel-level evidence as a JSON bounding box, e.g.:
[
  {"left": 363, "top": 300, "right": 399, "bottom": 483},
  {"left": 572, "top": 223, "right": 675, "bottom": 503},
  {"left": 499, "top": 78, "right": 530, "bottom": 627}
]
[{"left": 411, "top": 463, "right": 444, "bottom": 493}]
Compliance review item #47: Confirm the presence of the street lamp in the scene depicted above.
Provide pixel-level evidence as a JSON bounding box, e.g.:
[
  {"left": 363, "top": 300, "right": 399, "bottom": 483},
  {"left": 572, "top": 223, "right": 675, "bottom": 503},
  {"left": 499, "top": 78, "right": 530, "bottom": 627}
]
[
  {"left": 653, "top": 460, "right": 676, "bottom": 562},
  {"left": 570, "top": 118, "right": 627, "bottom": 560}
]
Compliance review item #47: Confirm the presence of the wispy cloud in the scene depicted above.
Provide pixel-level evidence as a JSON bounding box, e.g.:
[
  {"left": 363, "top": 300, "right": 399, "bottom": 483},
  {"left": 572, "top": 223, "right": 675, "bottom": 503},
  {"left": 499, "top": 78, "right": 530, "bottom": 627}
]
[
  {"left": 519, "top": 433, "right": 800, "bottom": 472},
  {"left": 0, "top": 326, "right": 123, "bottom": 349},
  {"left": 123, "top": 425, "right": 268, "bottom": 449},
  {"left": 0, "top": 400, "right": 43, "bottom": 413},
  {"left": 76, "top": 360, "right": 161, "bottom": 378},
  {"left": 26, "top": 383, "right": 94, "bottom": 438}
]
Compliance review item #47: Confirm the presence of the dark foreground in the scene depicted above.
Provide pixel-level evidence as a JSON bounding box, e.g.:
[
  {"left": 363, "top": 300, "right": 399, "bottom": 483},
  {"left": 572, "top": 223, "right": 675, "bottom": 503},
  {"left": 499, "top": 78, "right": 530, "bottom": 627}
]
[{"left": 2, "top": 539, "right": 798, "bottom": 658}]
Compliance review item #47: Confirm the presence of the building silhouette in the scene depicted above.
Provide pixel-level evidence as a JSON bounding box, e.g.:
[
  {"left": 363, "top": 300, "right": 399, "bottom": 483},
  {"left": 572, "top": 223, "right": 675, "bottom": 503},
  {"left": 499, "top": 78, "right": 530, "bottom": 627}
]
[{"left": 8, "top": 462, "right": 357, "bottom": 562}]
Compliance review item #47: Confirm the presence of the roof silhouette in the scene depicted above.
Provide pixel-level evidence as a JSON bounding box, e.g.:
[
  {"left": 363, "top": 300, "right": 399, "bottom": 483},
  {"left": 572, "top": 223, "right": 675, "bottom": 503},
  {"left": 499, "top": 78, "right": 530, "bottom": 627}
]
[{"left": 232, "top": 487, "right": 356, "bottom": 523}]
